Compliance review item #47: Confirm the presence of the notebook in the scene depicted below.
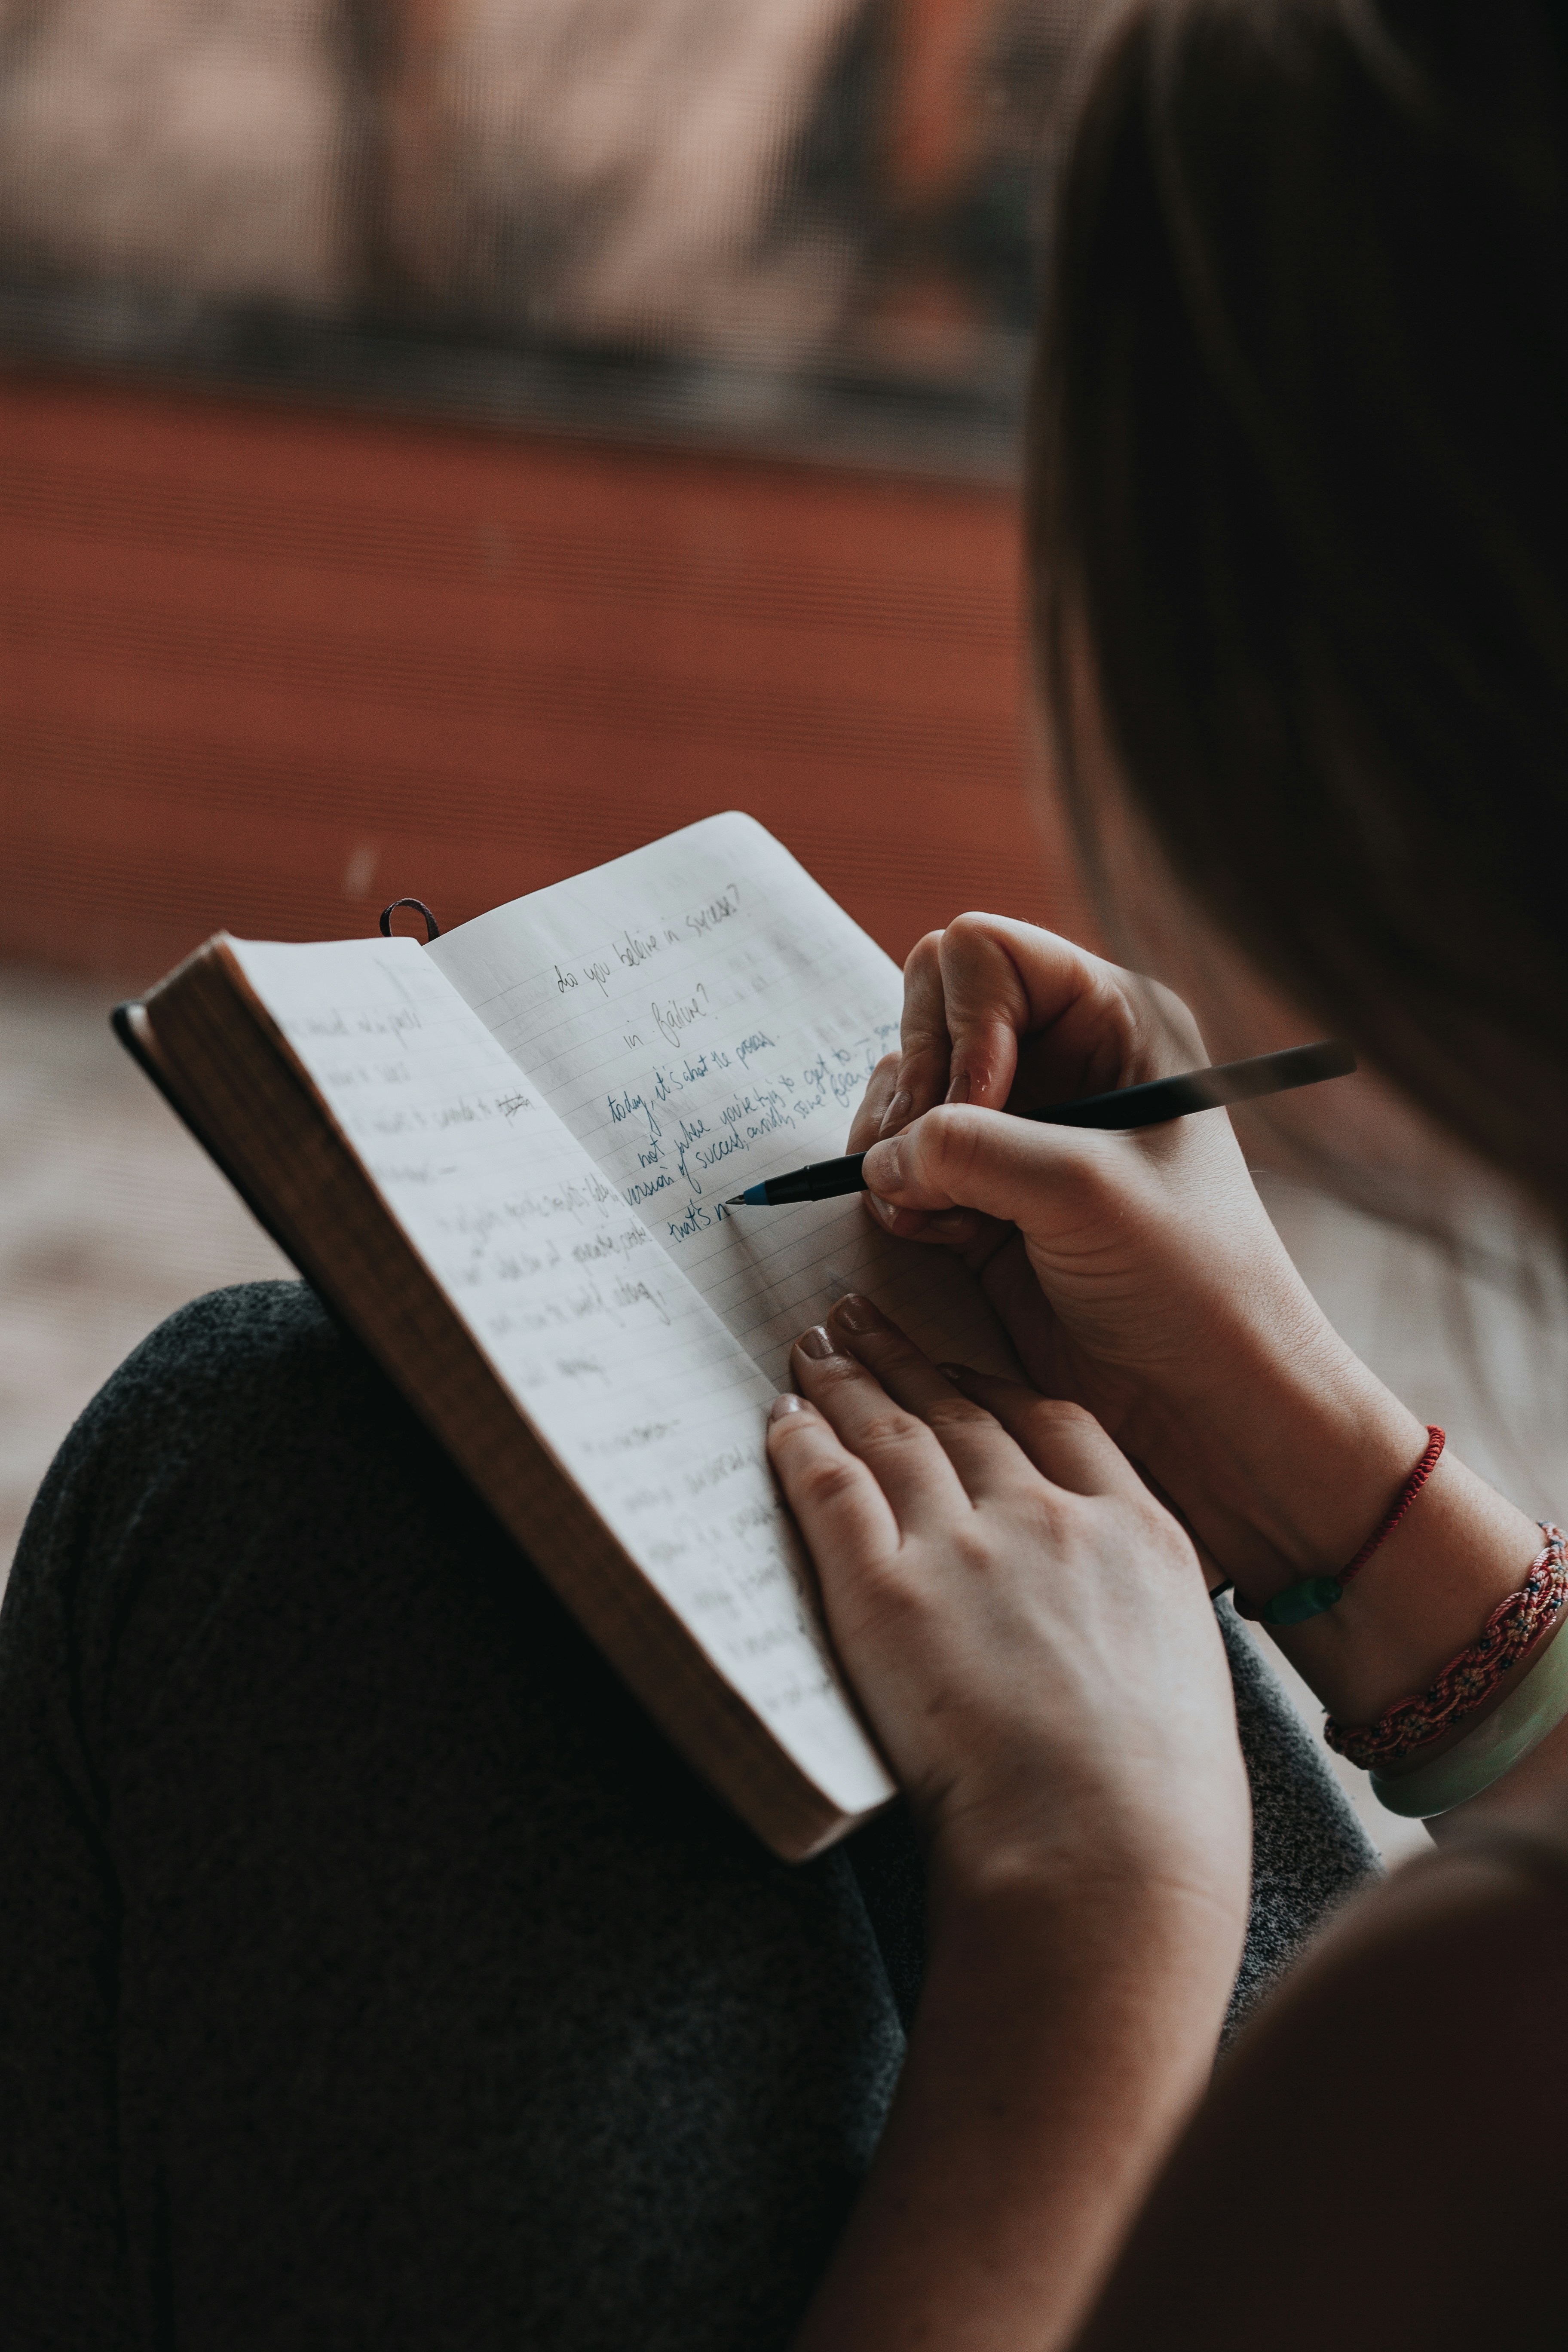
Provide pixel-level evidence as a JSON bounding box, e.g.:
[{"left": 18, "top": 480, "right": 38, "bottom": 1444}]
[{"left": 117, "top": 812, "right": 1017, "bottom": 1858}]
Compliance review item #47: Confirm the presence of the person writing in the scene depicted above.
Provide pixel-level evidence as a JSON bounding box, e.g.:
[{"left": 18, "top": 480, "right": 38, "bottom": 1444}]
[
  {"left": 3, "top": 1, "right": 1565, "bottom": 2345},
  {"left": 776, "top": 0, "right": 1568, "bottom": 2343}
]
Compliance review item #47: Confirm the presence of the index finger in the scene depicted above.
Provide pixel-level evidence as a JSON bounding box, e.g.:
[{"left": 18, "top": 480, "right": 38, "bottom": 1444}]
[
  {"left": 936, "top": 914, "right": 1134, "bottom": 1111},
  {"left": 846, "top": 1052, "right": 901, "bottom": 1155},
  {"left": 880, "top": 929, "right": 953, "bottom": 1134},
  {"left": 824, "top": 1293, "right": 1037, "bottom": 1503},
  {"left": 882, "top": 915, "right": 1139, "bottom": 1142},
  {"left": 942, "top": 1365, "right": 1148, "bottom": 1501}
]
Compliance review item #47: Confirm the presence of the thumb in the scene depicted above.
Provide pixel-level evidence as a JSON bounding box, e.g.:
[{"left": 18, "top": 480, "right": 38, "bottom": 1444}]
[{"left": 861, "top": 1104, "right": 1112, "bottom": 1231}]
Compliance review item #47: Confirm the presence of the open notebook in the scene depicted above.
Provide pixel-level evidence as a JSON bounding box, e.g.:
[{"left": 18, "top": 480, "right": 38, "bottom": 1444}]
[{"left": 119, "top": 813, "right": 1017, "bottom": 1858}]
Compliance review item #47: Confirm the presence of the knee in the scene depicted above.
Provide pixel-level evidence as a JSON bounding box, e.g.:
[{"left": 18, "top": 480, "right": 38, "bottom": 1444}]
[
  {"left": 15, "top": 1279, "right": 439, "bottom": 1636},
  {"left": 64, "top": 1280, "right": 383, "bottom": 1486},
  {"left": 9, "top": 1281, "right": 471, "bottom": 1764}
]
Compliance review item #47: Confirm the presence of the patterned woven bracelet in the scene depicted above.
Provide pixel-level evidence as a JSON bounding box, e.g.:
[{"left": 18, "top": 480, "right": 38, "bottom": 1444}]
[
  {"left": 1325, "top": 1525, "right": 1568, "bottom": 1770},
  {"left": 1236, "top": 1426, "right": 1446, "bottom": 1629}
]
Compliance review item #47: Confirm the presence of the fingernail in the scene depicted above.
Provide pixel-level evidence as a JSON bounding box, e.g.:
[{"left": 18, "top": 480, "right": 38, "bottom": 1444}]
[
  {"left": 868, "top": 1194, "right": 899, "bottom": 1227},
  {"left": 866, "top": 1136, "right": 905, "bottom": 1191},
  {"left": 833, "top": 1292, "right": 888, "bottom": 1335},
  {"left": 769, "top": 1392, "right": 807, "bottom": 1421},
  {"left": 879, "top": 1089, "right": 913, "bottom": 1138},
  {"left": 945, "top": 1069, "right": 971, "bottom": 1106},
  {"left": 938, "top": 1362, "right": 970, "bottom": 1382},
  {"left": 796, "top": 1325, "right": 838, "bottom": 1360}
]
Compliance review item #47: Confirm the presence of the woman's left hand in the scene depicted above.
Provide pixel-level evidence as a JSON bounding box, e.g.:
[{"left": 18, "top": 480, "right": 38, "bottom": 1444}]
[{"left": 768, "top": 1292, "right": 1251, "bottom": 1917}]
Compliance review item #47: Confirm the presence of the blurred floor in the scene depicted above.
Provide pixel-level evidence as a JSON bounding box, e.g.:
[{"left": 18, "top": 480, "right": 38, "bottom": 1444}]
[
  {"left": 4, "top": 962, "right": 1566, "bottom": 1865},
  {"left": 0, "top": 963, "right": 289, "bottom": 1584}
]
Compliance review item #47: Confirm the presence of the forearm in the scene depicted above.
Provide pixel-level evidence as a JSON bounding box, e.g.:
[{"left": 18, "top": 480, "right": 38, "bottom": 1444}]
[{"left": 794, "top": 1864, "right": 1240, "bottom": 2352}]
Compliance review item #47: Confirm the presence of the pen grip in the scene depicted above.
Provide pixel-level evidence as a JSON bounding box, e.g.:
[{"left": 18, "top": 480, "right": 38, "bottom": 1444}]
[
  {"left": 802, "top": 1152, "right": 869, "bottom": 1202},
  {"left": 757, "top": 1153, "right": 869, "bottom": 1205}
]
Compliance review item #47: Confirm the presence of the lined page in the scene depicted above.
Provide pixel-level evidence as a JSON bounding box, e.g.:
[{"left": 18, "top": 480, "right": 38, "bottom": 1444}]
[
  {"left": 427, "top": 813, "right": 1017, "bottom": 1385},
  {"left": 228, "top": 936, "right": 892, "bottom": 1815}
]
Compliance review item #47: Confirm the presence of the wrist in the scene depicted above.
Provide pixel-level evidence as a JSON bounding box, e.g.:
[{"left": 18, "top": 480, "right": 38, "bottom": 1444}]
[
  {"left": 1170, "top": 1370, "right": 1545, "bottom": 1727},
  {"left": 1130, "top": 1309, "right": 1547, "bottom": 1728},
  {"left": 922, "top": 1844, "right": 1243, "bottom": 2125},
  {"left": 1302, "top": 1468, "right": 1551, "bottom": 1732},
  {"left": 1136, "top": 1298, "right": 1425, "bottom": 1591},
  {"left": 926, "top": 1797, "right": 1250, "bottom": 1965}
]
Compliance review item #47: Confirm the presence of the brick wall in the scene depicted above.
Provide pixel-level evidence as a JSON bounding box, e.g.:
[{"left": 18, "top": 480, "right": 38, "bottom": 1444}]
[{"left": 0, "top": 374, "right": 1087, "bottom": 984}]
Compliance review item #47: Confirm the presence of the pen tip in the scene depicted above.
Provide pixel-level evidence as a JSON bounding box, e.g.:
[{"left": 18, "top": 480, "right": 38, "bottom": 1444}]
[{"left": 724, "top": 1195, "right": 747, "bottom": 1207}]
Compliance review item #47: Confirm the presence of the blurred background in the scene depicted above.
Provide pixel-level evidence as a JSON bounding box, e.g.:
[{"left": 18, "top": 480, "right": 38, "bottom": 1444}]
[{"left": 3, "top": 0, "right": 1565, "bottom": 1858}]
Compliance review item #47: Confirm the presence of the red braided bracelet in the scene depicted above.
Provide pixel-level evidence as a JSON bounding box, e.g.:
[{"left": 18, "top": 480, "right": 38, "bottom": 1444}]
[
  {"left": 1236, "top": 1426, "right": 1446, "bottom": 1627},
  {"left": 1326, "top": 1526, "right": 1568, "bottom": 1770},
  {"left": 1340, "top": 1424, "right": 1446, "bottom": 1583}
]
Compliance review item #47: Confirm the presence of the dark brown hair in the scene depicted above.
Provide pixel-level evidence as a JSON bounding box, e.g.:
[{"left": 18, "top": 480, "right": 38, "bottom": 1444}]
[{"left": 1031, "top": 0, "right": 1568, "bottom": 1209}]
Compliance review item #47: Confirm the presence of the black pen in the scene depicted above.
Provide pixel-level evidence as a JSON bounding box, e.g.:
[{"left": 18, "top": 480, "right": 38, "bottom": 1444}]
[{"left": 724, "top": 1040, "right": 1356, "bottom": 1207}]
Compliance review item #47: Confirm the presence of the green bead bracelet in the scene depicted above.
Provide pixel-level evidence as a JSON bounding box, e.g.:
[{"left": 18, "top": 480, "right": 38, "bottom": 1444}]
[
  {"left": 1253, "top": 1574, "right": 1345, "bottom": 1627},
  {"left": 1236, "top": 1427, "right": 1447, "bottom": 1630}
]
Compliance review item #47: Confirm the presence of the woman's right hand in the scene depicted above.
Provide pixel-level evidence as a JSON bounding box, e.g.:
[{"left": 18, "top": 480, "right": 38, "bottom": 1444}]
[{"left": 846, "top": 914, "right": 1427, "bottom": 1603}]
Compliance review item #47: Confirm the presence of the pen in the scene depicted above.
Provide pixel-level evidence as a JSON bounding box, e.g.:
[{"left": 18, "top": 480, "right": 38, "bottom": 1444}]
[{"left": 724, "top": 1039, "right": 1356, "bottom": 1207}]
